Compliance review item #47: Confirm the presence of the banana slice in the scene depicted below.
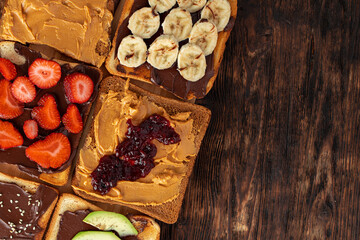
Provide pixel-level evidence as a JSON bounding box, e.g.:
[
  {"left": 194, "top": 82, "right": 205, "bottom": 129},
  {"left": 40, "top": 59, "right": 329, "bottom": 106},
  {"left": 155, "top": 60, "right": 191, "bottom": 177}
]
[
  {"left": 162, "top": 8, "right": 193, "bottom": 42},
  {"left": 177, "top": 43, "right": 206, "bottom": 82},
  {"left": 177, "top": 0, "right": 207, "bottom": 13},
  {"left": 128, "top": 7, "right": 160, "bottom": 39},
  {"left": 189, "top": 19, "right": 218, "bottom": 56},
  {"left": 201, "top": 0, "right": 231, "bottom": 32},
  {"left": 147, "top": 35, "right": 179, "bottom": 70},
  {"left": 149, "top": 0, "right": 176, "bottom": 13},
  {"left": 117, "top": 35, "right": 147, "bottom": 68}
]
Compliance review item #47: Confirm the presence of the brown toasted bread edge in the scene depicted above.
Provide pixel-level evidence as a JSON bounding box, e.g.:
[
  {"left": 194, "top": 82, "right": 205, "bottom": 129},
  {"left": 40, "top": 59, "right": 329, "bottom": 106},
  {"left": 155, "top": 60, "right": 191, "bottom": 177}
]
[
  {"left": 105, "top": 0, "right": 238, "bottom": 99},
  {"left": 72, "top": 76, "right": 211, "bottom": 223},
  {"left": 0, "top": 172, "right": 59, "bottom": 240}
]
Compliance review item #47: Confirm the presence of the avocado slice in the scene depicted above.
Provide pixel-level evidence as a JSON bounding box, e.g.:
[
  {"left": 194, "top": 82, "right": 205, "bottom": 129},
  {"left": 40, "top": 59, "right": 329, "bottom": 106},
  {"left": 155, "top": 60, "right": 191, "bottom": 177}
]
[
  {"left": 83, "top": 211, "right": 138, "bottom": 237},
  {"left": 72, "top": 231, "right": 120, "bottom": 240}
]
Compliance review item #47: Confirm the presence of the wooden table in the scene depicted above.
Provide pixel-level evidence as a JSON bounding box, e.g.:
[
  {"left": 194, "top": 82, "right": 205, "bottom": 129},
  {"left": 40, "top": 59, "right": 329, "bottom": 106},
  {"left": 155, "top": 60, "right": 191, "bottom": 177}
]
[{"left": 160, "top": 1, "right": 360, "bottom": 239}]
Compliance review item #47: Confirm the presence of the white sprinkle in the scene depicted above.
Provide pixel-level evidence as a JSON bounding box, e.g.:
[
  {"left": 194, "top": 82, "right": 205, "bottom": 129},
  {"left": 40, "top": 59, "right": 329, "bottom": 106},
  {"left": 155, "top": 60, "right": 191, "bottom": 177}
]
[
  {"left": 17, "top": 194, "right": 20, "bottom": 197},
  {"left": 14, "top": 200, "right": 18, "bottom": 203},
  {"left": 33, "top": 226, "right": 36, "bottom": 230},
  {"left": 10, "top": 200, "right": 13, "bottom": 204},
  {"left": 8, "top": 209, "right": 11, "bottom": 212}
]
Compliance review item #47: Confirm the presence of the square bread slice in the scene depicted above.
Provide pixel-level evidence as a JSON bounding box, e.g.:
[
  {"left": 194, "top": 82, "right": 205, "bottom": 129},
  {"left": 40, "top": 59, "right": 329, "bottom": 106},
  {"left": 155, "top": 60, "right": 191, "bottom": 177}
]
[
  {"left": 45, "top": 193, "right": 160, "bottom": 240},
  {"left": 72, "top": 76, "right": 211, "bottom": 223},
  {"left": 0, "top": 41, "right": 102, "bottom": 186},
  {"left": 0, "top": 0, "right": 118, "bottom": 67},
  {"left": 0, "top": 172, "right": 59, "bottom": 240},
  {"left": 105, "top": 0, "right": 237, "bottom": 99}
]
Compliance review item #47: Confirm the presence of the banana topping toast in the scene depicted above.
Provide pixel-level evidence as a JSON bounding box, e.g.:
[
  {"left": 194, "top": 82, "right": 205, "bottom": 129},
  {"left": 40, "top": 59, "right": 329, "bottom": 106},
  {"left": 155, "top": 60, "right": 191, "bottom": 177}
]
[
  {"left": 106, "top": 0, "right": 237, "bottom": 99},
  {"left": 72, "top": 77, "right": 211, "bottom": 223}
]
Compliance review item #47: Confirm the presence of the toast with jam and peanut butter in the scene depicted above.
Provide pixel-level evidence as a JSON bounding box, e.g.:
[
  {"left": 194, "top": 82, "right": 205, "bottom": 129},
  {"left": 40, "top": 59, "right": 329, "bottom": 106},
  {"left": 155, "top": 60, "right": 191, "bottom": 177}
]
[{"left": 72, "top": 76, "right": 211, "bottom": 223}]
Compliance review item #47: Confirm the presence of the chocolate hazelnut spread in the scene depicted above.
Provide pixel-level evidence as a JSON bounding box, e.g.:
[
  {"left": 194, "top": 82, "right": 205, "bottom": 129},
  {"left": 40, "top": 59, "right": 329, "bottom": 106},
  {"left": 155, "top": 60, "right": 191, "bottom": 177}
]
[
  {"left": 57, "top": 210, "right": 98, "bottom": 240},
  {"left": 0, "top": 43, "right": 101, "bottom": 178},
  {"left": 114, "top": 0, "right": 235, "bottom": 99},
  {"left": 0, "top": 181, "right": 58, "bottom": 239}
]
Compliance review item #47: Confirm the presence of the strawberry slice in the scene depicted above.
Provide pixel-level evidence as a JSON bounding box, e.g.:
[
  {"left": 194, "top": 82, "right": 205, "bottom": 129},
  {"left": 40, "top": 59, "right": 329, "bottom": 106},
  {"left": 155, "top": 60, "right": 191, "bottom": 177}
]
[
  {"left": 0, "top": 79, "right": 24, "bottom": 119},
  {"left": 28, "top": 58, "right": 61, "bottom": 89},
  {"left": 31, "top": 94, "right": 60, "bottom": 130},
  {"left": 0, "top": 120, "right": 23, "bottom": 149},
  {"left": 0, "top": 58, "right": 17, "bottom": 81},
  {"left": 62, "top": 104, "right": 83, "bottom": 134},
  {"left": 64, "top": 73, "right": 94, "bottom": 103},
  {"left": 11, "top": 76, "right": 36, "bottom": 103},
  {"left": 23, "top": 119, "right": 38, "bottom": 140},
  {"left": 25, "top": 132, "right": 71, "bottom": 169}
]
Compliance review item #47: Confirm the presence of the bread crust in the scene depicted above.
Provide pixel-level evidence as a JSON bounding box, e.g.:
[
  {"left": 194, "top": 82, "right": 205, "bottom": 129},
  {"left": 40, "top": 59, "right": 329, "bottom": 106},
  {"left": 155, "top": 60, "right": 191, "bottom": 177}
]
[
  {"left": 105, "top": 0, "right": 237, "bottom": 99},
  {"left": 72, "top": 76, "right": 211, "bottom": 223},
  {"left": 0, "top": 172, "right": 59, "bottom": 240},
  {"left": 45, "top": 193, "right": 161, "bottom": 240}
]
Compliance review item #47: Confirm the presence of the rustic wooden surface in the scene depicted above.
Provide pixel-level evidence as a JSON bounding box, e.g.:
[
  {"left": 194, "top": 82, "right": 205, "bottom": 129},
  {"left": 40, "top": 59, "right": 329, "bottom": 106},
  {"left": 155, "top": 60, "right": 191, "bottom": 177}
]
[{"left": 160, "top": 1, "right": 360, "bottom": 239}]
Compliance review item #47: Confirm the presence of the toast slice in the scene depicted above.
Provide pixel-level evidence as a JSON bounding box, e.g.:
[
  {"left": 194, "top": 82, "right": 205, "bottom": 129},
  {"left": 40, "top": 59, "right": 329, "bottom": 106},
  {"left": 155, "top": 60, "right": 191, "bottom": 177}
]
[
  {"left": 105, "top": 0, "right": 237, "bottom": 99},
  {"left": 0, "top": 0, "right": 118, "bottom": 67},
  {"left": 45, "top": 193, "right": 160, "bottom": 240},
  {"left": 0, "top": 172, "right": 59, "bottom": 240},
  {"left": 72, "top": 76, "right": 211, "bottom": 223},
  {"left": 0, "top": 41, "right": 102, "bottom": 186}
]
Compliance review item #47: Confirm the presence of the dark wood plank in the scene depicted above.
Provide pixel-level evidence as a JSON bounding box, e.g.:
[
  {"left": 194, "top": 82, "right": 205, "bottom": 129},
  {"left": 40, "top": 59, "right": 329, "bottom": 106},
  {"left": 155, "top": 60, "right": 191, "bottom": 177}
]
[{"left": 160, "top": 0, "right": 360, "bottom": 239}]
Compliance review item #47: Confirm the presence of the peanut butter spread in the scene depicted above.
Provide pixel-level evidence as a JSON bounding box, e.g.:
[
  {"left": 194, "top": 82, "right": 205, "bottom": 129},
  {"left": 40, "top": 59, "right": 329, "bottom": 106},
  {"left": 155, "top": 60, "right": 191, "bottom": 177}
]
[
  {"left": 0, "top": 0, "right": 113, "bottom": 67},
  {"left": 75, "top": 89, "right": 197, "bottom": 205}
]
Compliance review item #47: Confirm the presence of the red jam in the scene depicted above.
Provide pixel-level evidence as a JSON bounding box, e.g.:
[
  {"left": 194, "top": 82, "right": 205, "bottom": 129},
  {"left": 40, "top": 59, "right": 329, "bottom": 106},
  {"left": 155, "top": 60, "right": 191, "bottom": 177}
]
[{"left": 91, "top": 114, "right": 181, "bottom": 195}]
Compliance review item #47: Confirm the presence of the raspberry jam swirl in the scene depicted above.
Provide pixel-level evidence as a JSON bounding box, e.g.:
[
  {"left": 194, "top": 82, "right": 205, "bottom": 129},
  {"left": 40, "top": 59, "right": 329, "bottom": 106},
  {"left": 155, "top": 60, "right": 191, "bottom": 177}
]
[{"left": 91, "top": 114, "right": 181, "bottom": 195}]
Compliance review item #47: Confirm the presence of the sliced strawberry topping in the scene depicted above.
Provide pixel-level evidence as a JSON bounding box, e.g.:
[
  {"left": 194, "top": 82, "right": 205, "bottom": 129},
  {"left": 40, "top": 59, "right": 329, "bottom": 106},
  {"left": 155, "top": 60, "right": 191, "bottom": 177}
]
[
  {"left": 23, "top": 119, "right": 38, "bottom": 140},
  {"left": 11, "top": 76, "right": 36, "bottom": 103},
  {"left": 0, "top": 58, "right": 17, "bottom": 81},
  {"left": 28, "top": 58, "right": 61, "bottom": 89},
  {"left": 64, "top": 73, "right": 94, "bottom": 103},
  {"left": 0, "top": 80, "right": 24, "bottom": 119},
  {"left": 0, "top": 120, "right": 23, "bottom": 149},
  {"left": 31, "top": 94, "right": 60, "bottom": 130},
  {"left": 62, "top": 104, "right": 83, "bottom": 134},
  {"left": 25, "top": 132, "right": 71, "bottom": 169}
]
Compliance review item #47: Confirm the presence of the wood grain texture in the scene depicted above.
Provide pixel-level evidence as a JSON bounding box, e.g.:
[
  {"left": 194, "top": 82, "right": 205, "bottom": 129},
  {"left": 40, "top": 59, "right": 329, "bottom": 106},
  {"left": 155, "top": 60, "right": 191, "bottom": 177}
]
[{"left": 159, "top": 0, "right": 360, "bottom": 239}]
